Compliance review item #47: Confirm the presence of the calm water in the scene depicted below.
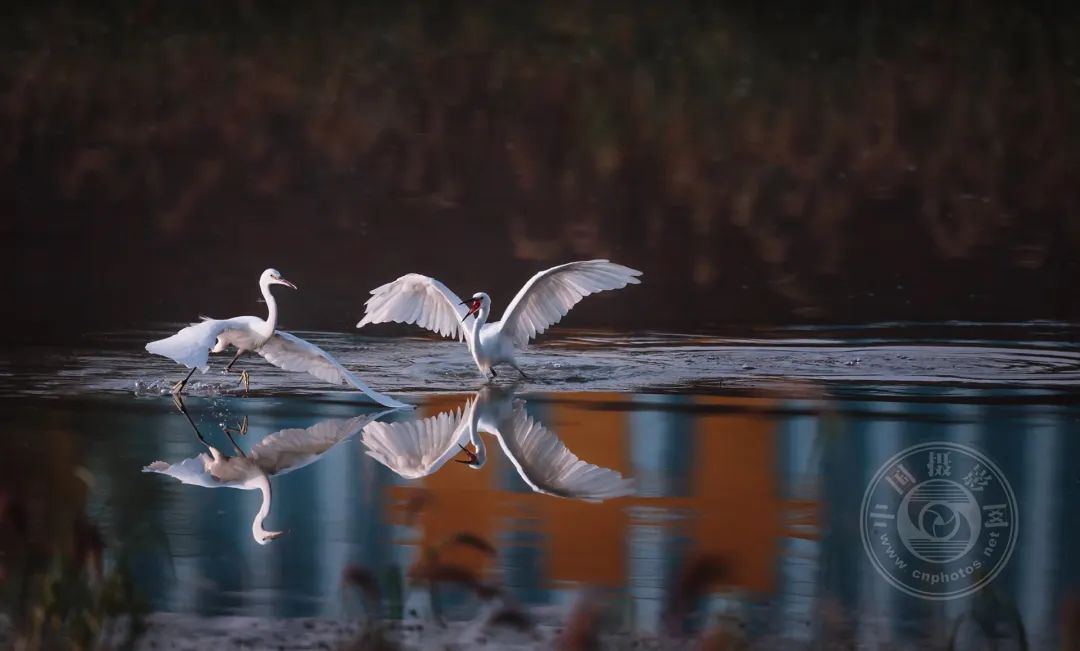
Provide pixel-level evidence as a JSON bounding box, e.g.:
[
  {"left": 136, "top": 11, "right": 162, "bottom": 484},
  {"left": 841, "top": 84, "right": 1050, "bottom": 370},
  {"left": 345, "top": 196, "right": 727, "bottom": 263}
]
[{"left": 1, "top": 323, "right": 1079, "bottom": 647}]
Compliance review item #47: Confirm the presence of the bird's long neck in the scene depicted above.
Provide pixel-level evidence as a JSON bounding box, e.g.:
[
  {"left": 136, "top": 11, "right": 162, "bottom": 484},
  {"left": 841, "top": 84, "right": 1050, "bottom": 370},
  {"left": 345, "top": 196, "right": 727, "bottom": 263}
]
[
  {"left": 468, "top": 302, "right": 490, "bottom": 352},
  {"left": 251, "top": 473, "right": 280, "bottom": 544},
  {"left": 467, "top": 401, "right": 488, "bottom": 468},
  {"left": 259, "top": 279, "right": 278, "bottom": 336}
]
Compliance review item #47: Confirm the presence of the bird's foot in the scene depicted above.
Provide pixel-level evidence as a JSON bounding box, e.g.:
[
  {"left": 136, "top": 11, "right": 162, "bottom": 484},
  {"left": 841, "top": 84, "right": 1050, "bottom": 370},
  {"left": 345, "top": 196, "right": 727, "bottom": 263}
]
[
  {"left": 239, "top": 370, "right": 250, "bottom": 395},
  {"left": 171, "top": 368, "right": 197, "bottom": 398},
  {"left": 225, "top": 415, "right": 249, "bottom": 436}
]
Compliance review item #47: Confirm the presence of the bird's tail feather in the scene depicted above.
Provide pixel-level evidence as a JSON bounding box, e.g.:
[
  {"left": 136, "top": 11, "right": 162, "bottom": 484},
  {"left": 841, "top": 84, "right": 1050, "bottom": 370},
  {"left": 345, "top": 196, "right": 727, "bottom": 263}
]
[
  {"left": 341, "top": 369, "right": 411, "bottom": 409},
  {"left": 144, "top": 321, "right": 220, "bottom": 370}
]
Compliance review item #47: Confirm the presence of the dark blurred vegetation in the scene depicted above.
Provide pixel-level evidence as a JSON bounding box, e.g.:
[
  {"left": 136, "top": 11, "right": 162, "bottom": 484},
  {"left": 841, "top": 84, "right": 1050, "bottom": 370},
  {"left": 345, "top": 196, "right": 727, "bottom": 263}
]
[
  {"left": 3, "top": 2, "right": 1078, "bottom": 338},
  {"left": 0, "top": 422, "right": 146, "bottom": 649}
]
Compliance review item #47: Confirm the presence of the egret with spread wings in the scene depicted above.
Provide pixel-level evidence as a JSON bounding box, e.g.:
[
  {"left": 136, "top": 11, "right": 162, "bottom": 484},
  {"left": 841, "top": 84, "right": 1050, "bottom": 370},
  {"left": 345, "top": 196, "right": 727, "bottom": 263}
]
[
  {"left": 144, "top": 406, "right": 388, "bottom": 543},
  {"left": 356, "top": 260, "right": 642, "bottom": 379},
  {"left": 362, "top": 388, "right": 634, "bottom": 502},
  {"left": 145, "top": 267, "right": 408, "bottom": 408}
]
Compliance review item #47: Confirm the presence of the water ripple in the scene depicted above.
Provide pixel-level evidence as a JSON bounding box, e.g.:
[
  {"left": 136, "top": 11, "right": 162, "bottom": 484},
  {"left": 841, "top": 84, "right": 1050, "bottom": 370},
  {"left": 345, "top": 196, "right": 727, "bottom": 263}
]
[{"left": 1, "top": 325, "right": 1078, "bottom": 400}]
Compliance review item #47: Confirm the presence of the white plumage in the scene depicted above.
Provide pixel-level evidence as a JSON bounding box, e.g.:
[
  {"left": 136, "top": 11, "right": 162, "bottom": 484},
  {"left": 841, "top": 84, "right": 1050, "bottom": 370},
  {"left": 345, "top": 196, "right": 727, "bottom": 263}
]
[
  {"left": 144, "top": 413, "right": 385, "bottom": 543},
  {"left": 360, "top": 401, "right": 474, "bottom": 479},
  {"left": 245, "top": 415, "right": 381, "bottom": 475},
  {"left": 145, "top": 268, "right": 409, "bottom": 408},
  {"left": 357, "top": 260, "right": 642, "bottom": 378},
  {"left": 361, "top": 389, "right": 635, "bottom": 502},
  {"left": 256, "top": 332, "right": 406, "bottom": 407},
  {"left": 358, "top": 274, "right": 475, "bottom": 341},
  {"left": 145, "top": 415, "right": 375, "bottom": 484},
  {"left": 490, "top": 405, "right": 635, "bottom": 502},
  {"left": 499, "top": 260, "right": 643, "bottom": 347},
  {"left": 145, "top": 316, "right": 260, "bottom": 372}
]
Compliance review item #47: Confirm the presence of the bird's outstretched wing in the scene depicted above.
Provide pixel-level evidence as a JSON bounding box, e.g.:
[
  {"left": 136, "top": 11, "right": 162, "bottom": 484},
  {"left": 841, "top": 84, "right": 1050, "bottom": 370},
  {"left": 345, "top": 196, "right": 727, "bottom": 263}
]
[
  {"left": 357, "top": 273, "right": 475, "bottom": 341},
  {"left": 145, "top": 318, "right": 241, "bottom": 371},
  {"left": 493, "top": 405, "right": 634, "bottom": 502},
  {"left": 361, "top": 402, "right": 473, "bottom": 479},
  {"left": 255, "top": 331, "right": 410, "bottom": 408},
  {"left": 250, "top": 413, "right": 387, "bottom": 476},
  {"left": 498, "top": 260, "right": 642, "bottom": 348}
]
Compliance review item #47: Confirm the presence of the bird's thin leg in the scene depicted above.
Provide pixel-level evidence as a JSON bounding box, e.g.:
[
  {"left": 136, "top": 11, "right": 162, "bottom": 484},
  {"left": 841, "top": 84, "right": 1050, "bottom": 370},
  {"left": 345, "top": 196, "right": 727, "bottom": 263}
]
[
  {"left": 490, "top": 367, "right": 498, "bottom": 378},
  {"left": 222, "top": 350, "right": 250, "bottom": 395},
  {"left": 171, "top": 367, "right": 197, "bottom": 396},
  {"left": 510, "top": 362, "right": 529, "bottom": 380},
  {"left": 175, "top": 396, "right": 212, "bottom": 449},
  {"left": 223, "top": 428, "right": 246, "bottom": 457},
  {"left": 224, "top": 415, "right": 249, "bottom": 437},
  {"left": 173, "top": 392, "right": 189, "bottom": 415},
  {"left": 223, "top": 349, "right": 244, "bottom": 373}
]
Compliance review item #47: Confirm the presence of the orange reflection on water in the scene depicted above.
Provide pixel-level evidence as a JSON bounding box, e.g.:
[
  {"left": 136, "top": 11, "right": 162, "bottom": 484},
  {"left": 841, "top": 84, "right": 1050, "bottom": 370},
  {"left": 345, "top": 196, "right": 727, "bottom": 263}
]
[{"left": 382, "top": 392, "right": 820, "bottom": 595}]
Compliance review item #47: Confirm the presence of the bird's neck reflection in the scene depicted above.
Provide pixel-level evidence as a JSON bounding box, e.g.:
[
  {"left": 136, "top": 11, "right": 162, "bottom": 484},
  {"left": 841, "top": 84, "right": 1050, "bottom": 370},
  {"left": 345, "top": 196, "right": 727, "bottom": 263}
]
[
  {"left": 201, "top": 446, "right": 282, "bottom": 545},
  {"left": 455, "top": 389, "right": 492, "bottom": 469},
  {"left": 249, "top": 473, "right": 283, "bottom": 544}
]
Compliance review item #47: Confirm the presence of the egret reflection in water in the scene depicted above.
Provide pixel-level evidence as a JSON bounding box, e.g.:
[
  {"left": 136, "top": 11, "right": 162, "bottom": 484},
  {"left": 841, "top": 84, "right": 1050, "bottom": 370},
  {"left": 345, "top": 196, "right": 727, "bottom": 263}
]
[
  {"left": 362, "top": 387, "right": 635, "bottom": 502},
  {"left": 143, "top": 401, "right": 389, "bottom": 543}
]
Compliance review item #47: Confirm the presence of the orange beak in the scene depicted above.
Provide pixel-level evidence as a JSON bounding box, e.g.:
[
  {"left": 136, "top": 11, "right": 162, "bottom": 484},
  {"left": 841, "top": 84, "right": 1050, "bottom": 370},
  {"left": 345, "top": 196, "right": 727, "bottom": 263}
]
[{"left": 460, "top": 299, "right": 481, "bottom": 322}]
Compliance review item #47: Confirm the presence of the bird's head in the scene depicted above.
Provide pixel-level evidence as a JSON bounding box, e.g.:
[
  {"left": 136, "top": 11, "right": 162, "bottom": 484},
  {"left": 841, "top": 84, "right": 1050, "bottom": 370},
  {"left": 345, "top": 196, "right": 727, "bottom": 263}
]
[
  {"left": 254, "top": 528, "right": 287, "bottom": 545},
  {"left": 261, "top": 268, "right": 297, "bottom": 290},
  {"left": 455, "top": 441, "right": 486, "bottom": 469},
  {"left": 459, "top": 292, "right": 489, "bottom": 322}
]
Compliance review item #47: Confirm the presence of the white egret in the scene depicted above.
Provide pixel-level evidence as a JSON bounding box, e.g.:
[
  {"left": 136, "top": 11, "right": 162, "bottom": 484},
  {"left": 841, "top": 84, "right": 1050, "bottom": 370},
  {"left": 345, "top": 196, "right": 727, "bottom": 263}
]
[
  {"left": 362, "top": 388, "right": 634, "bottom": 502},
  {"left": 145, "top": 267, "right": 409, "bottom": 408},
  {"left": 356, "top": 260, "right": 642, "bottom": 379},
  {"left": 143, "top": 406, "right": 389, "bottom": 544}
]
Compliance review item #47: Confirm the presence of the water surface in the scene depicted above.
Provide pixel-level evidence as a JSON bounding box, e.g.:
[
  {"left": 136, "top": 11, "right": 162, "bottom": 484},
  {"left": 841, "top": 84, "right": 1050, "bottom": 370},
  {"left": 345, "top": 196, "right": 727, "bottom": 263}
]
[{"left": 1, "top": 323, "right": 1077, "bottom": 647}]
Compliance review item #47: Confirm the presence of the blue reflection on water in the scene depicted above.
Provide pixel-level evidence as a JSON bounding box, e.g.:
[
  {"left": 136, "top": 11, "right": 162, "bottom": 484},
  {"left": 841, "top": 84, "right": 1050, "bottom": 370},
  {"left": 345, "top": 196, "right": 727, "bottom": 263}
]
[{"left": 2, "top": 328, "right": 1078, "bottom": 646}]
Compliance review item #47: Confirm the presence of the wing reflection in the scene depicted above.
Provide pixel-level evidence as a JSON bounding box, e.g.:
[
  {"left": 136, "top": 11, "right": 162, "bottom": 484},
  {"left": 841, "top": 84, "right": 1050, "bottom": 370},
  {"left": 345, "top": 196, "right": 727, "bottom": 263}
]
[
  {"left": 362, "top": 387, "right": 634, "bottom": 502},
  {"left": 144, "top": 404, "right": 388, "bottom": 544},
  {"left": 361, "top": 398, "right": 476, "bottom": 479}
]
